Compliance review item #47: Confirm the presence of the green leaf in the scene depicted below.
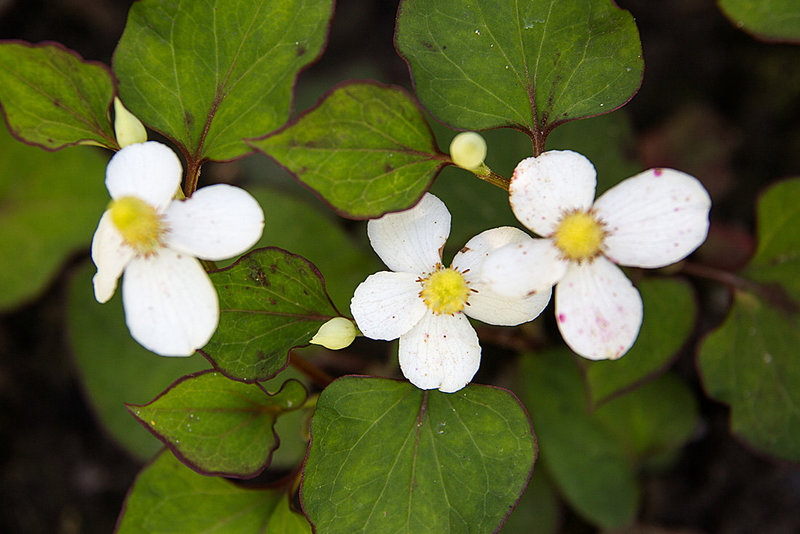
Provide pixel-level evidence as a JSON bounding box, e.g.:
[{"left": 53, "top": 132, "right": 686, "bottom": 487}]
[
  {"left": 302, "top": 377, "right": 536, "bottom": 533},
  {"left": 0, "top": 41, "right": 116, "bottom": 150},
  {"left": 744, "top": 178, "right": 800, "bottom": 300},
  {"left": 0, "top": 121, "right": 108, "bottom": 310},
  {"left": 117, "top": 450, "right": 311, "bottom": 533},
  {"left": 251, "top": 81, "right": 446, "bottom": 218},
  {"left": 520, "top": 348, "right": 638, "bottom": 529},
  {"left": 585, "top": 278, "right": 697, "bottom": 405},
  {"left": 67, "top": 263, "right": 208, "bottom": 461},
  {"left": 593, "top": 373, "right": 698, "bottom": 464},
  {"left": 113, "top": 0, "right": 334, "bottom": 161},
  {"left": 698, "top": 178, "right": 800, "bottom": 461},
  {"left": 395, "top": 0, "right": 643, "bottom": 140},
  {"left": 202, "top": 248, "right": 339, "bottom": 382},
  {"left": 699, "top": 292, "right": 800, "bottom": 461},
  {"left": 129, "top": 372, "right": 307, "bottom": 477},
  {"left": 719, "top": 0, "right": 800, "bottom": 42}
]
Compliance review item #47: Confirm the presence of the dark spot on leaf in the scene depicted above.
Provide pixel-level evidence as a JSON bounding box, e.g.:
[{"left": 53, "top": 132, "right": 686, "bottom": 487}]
[
  {"left": 249, "top": 266, "right": 268, "bottom": 286},
  {"left": 422, "top": 41, "right": 434, "bottom": 50},
  {"left": 299, "top": 166, "right": 308, "bottom": 173},
  {"left": 296, "top": 45, "right": 306, "bottom": 56},
  {"left": 270, "top": 298, "right": 277, "bottom": 305},
  {"left": 297, "top": 268, "right": 306, "bottom": 276},
  {"left": 53, "top": 98, "right": 62, "bottom": 108},
  {"left": 184, "top": 110, "right": 194, "bottom": 129},
  {"left": 384, "top": 164, "right": 394, "bottom": 174},
  {"left": 270, "top": 264, "right": 278, "bottom": 274},
  {"left": 303, "top": 289, "right": 309, "bottom": 295}
]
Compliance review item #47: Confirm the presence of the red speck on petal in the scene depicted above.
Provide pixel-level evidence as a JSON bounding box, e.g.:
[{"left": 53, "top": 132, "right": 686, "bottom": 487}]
[
  {"left": 557, "top": 313, "right": 566, "bottom": 323},
  {"left": 654, "top": 168, "right": 663, "bottom": 177}
]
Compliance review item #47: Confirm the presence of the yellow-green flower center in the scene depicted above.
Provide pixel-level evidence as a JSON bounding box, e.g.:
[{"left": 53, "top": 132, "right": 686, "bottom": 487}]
[
  {"left": 553, "top": 211, "right": 605, "bottom": 261},
  {"left": 420, "top": 266, "right": 470, "bottom": 315},
  {"left": 109, "top": 196, "right": 164, "bottom": 254}
]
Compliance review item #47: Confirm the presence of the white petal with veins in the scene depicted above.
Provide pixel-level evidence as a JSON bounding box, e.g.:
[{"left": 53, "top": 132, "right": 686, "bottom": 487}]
[
  {"left": 121, "top": 249, "right": 219, "bottom": 356},
  {"left": 595, "top": 168, "right": 711, "bottom": 268},
  {"left": 398, "top": 312, "right": 480, "bottom": 393},
  {"left": 367, "top": 193, "right": 450, "bottom": 274},
  {"left": 555, "top": 257, "right": 643, "bottom": 360},
  {"left": 164, "top": 184, "right": 265, "bottom": 260},
  {"left": 350, "top": 271, "right": 428, "bottom": 341},
  {"left": 510, "top": 150, "right": 597, "bottom": 236}
]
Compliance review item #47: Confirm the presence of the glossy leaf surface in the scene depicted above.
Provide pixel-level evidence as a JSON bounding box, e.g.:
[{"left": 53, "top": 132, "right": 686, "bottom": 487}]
[
  {"left": 129, "top": 372, "right": 307, "bottom": 477},
  {"left": 302, "top": 377, "right": 536, "bottom": 533},
  {"left": 113, "top": 0, "right": 333, "bottom": 161},
  {"left": 252, "top": 82, "right": 446, "bottom": 218},
  {"left": 395, "top": 0, "right": 643, "bottom": 139},
  {"left": 202, "top": 248, "right": 339, "bottom": 382},
  {"left": 0, "top": 41, "right": 116, "bottom": 149}
]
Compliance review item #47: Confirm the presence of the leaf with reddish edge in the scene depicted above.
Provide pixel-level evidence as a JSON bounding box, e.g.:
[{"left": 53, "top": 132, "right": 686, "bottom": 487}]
[
  {"left": 719, "top": 0, "right": 800, "bottom": 43},
  {"left": 0, "top": 41, "right": 117, "bottom": 150},
  {"left": 201, "top": 247, "right": 340, "bottom": 382},
  {"left": 301, "top": 376, "right": 536, "bottom": 533},
  {"left": 249, "top": 81, "right": 448, "bottom": 219},
  {"left": 127, "top": 371, "right": 307, "bottom": 478},
  {"left": 116, "top": 450, "right": 311, "bottom": 533},
  {"left": 112, "top": 0, "right": 334, "bottom": 163},
  {"left": 395, "top": 0, "right": 643, "bottom": 151}
]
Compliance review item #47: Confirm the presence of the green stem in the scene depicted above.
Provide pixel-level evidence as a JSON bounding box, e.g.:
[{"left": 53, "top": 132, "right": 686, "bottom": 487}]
[{"left": 471, "top": 162, "right": 510, "bottom": 191}]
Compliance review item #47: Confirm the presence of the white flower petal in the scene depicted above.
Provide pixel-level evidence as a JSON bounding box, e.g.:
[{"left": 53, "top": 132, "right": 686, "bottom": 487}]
[
  {"left": 450, "top": 226, "right": 551, "bottom": 325},
  {"left": 91, "top": 211, "right": 134, "bottom": 303},
  {"left": 367, "top": 193, "right": 450, "bottom": 274},
  {"left": 121, "top": 249, "right": 219, "bottom": 356},
  {"left": 106, "top": 141, "right": 182, "bottom": 211},
  {"left": 509, "top": 150, "right": 597, "bottom": 236},
  {"left": 451, "top": 226, "right": 532, "bottom": 275},
  {"left": 350, "top": 271, "right": 428, "bottom": 341},
  {"left": 555, "top": 258, "right": 643, "bottom": 360},
  {"left": 594, "top": 168, "right": 711, "bottom": 268},
  {"left": 164, "top": 184, "right": 265, "bottom": 260},
  {"left": 398, "top": 312, "right": 480, "bottom": 393},
  {"left": 481, "top": 238, "right": 569, "bottom": 298}
]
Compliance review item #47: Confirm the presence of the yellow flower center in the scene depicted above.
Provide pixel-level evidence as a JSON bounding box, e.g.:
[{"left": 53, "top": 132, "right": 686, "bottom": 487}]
[
  {"left": 420, "top": 266, "right": 470, "bottom": 315},
  {"left": 553, "top": 211, "right": 605, "bottom": 261},
  {"left": 109, "top": 196, "right": 164, "bottom": 254}
]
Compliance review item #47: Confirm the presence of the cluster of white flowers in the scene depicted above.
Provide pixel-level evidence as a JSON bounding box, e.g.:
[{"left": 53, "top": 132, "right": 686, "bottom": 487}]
[{"left": 351, "top": 147, "right": 710, "bottom": 393}]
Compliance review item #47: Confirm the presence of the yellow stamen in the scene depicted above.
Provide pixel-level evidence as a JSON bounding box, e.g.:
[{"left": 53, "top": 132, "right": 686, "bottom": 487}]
[
  {"left": 109, "top": 196, "right": 164, "bottom": 254},
  {"left": 420, "top": 266, "right": 470, "bottom": 315},
  {"left": 553, "top": 211, "right": 605, "bottom": 261}
]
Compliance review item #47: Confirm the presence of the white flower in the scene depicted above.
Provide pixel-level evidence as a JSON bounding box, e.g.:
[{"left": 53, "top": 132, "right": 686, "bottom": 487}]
[
  {"left": 350, "top": 193, "right": 551, "bottom": 393},
  {"left": 91, "top": 141, "right": 264, "bottom": 356},
  {"left": 482, "top": 150, "right": 710, "bottom": 360}
]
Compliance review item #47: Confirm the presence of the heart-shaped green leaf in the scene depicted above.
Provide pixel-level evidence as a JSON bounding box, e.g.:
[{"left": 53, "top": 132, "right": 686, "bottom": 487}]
[
  {"left": 585, "top": 278, "right": 697, "bottom": 405},
  {"left": 0, "top": 121, "right": 109, "bottom": 310},
  {"left": 0, "top": 41, "right": 116, "bottom": 150},
  {"left": 251, "top": 81, "right": 446, "bottom": 218},
  {"left": 116, "top": 450, "right": 311, "bottom": 533},
  {"left": 129, "top": 372, "right": 307, "bottom": 477},
  {"left": 302, "top": 377, "right": 536, "bottom": 533},
  {"left": 113, "top": 0, "right": 334, "bottom": 162},
  {"left": 395, "top": 0, "right": 643, "bottom": 144},
  {"left": 67, "top": 263, "right": 209, "bottom": 461},
  {"left": 699, "top": 178, "right": 800, "bottom": 461},
  {"left": 202, "top": 248, "right": 339, "bottom": 382},
  {"left": 719, "top": 0, "right": 800, "bottom": 43}
]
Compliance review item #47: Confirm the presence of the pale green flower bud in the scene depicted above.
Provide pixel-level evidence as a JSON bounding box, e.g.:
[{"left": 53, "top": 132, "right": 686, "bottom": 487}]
[
  {"left": 309, "top": 317, "right": 358, "bottom": 350},
  {"left": 113, "top": 97, "right": 147, "bottom": 148},
  {"left": 449, "top": 131, "right": 487, "bottom": 170}
]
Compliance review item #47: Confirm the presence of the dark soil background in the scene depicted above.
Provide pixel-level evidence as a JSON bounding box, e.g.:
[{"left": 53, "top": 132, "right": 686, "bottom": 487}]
[{"left": 1, "top": 1, "right": 800, "bottom": 533}]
